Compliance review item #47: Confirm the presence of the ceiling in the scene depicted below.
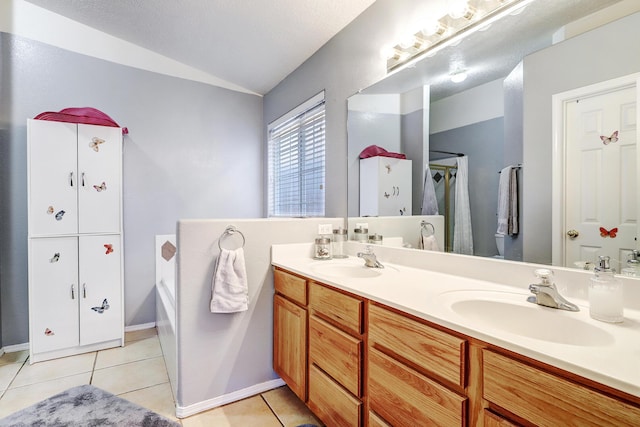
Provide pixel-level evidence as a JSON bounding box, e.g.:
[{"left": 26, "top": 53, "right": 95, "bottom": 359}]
[{"left": 24, "top": 0, "right": 376, "bottom": 95}]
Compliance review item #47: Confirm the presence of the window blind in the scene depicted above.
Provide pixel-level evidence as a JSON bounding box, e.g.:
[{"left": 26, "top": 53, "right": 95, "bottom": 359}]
[{"left": 268, "top": 98, "right": 325, "bottom": 217}]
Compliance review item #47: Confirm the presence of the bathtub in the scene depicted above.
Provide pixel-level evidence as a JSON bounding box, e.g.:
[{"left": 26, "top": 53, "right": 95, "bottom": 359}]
[{"left": 155, "top": 234, "right": 177, "bottom": 400}]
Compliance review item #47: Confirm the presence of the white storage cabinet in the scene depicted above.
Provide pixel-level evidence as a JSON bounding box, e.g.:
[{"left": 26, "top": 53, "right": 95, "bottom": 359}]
[
  {"left": 359, "top": 157, "right": 412, "bottom": 216},
  {"left": 27, "top": 119, "right": 124, "bottom": 363}
]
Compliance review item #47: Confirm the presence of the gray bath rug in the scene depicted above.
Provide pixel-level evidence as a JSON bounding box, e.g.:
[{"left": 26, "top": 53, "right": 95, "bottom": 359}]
[{"left": 0, "top": 384, "right": 179, "bottom": 426}]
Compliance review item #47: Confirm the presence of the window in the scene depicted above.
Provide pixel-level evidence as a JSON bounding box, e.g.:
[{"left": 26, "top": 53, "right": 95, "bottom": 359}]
[{"left": 268, "top": 92, "right": 325, "bottom": 217}]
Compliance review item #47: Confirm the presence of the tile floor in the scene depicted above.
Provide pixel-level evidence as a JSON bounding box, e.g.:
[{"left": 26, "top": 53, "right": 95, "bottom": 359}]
[{"left": 0, "top": 328, "right": 321, "bottom": 426}]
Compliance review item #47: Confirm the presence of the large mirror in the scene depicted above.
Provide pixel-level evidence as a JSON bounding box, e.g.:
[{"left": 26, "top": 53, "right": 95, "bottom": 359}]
[{"left": 347, "top": 0, "right": 640, "bottom": 273}]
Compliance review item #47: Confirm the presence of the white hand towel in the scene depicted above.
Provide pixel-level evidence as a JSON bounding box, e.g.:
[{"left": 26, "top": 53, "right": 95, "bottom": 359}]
[
  {"left": 210, "top": 248, "right": 249, "bottom": 313},
  {"left": 497, "top": 165, "right": 519, "bottom": 236},
  {"left": 421, "top": 165, "right": 439, "bottom": 215},
  {"left": 421, "top": 234, "right": 440, "bottom": 251}
]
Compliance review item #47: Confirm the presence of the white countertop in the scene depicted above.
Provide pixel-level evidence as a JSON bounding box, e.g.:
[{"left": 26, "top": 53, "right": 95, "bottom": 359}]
[{"left": 272, "top": 243, "right": 640, "bottom": 399}]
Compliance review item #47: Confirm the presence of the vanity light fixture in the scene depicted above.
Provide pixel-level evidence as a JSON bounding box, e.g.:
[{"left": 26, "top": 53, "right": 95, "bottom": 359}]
[{"left": 384, "top": 0, "right": 536, "bottom": 72}]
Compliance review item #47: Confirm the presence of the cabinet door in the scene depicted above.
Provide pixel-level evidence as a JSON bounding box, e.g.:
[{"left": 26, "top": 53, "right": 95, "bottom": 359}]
[
  {"left": 28, "top": 120, "right": 79, "bottom": 236},
  {"left": 30, "top": 237, "right": 79, "bottom": 353},
  {"left": 78, "top": 235, "right": 122, "bottom": 345},
  {"left": 377, "top": 158, "right": 412, "bottom": 216},
  {"left": 77, "top": 124, "right": 121, "bottom": 233},
  {"left": 273, "top": 294, "right": 307, "bottom": 401}
]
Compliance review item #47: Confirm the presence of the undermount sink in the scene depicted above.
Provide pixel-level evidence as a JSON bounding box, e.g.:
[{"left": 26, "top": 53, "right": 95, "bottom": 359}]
[
  {"left": 437, "top": 290, "right": 615, "bottom": 347},
  {"left": 310, "top": 259, "right": 390, "bottom": 279}
]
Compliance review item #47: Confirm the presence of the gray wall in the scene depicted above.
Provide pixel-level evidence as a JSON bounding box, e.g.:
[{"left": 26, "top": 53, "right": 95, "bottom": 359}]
[
  {"left": 346, "top": 110, "right": 401, "bottom": 217},
  {"left": 264, "top": 0, "right": 422, "bottom": 218},
  {"left": 429, "top": 118, "right": 505, "bottom": 257},
  {"left": 0, "top": 33, "right": 263, "bottom": 345},
  {"left": 522, "top": 12, "right": 640, "bottom": 264}
]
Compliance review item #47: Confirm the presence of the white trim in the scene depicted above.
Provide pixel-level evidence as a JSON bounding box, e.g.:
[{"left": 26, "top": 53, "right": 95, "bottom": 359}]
[
  {"left": 125, "top": 322, "right": 157, "bottom": 332},
  {"left": 551, "top": 73, "right": 640, "bottom": 266},
  {"left": 1, "top": 342, "right": 30, "bottom": 353},
  {"left": 175, "top": 378, "right": 286, "bottom": 419},
  {"left": 268, "top": 91, "right": 325, "bottom": 130},
  {"left": 0, "top": 0, "right": 259, "bottom": 96}
]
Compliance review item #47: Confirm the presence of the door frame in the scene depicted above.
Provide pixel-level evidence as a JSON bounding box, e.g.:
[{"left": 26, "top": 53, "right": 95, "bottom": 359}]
[{"left": 551, "top": 73, "right": 640, "bottom": 267}]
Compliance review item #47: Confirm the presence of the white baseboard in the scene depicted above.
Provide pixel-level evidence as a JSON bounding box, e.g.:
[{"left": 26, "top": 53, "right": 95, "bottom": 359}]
[
  {"left": 175, "top": 378, "right": 286, "bottom": 419},
  {"left": 125, "top": 322, "right": 156, "bottom": 332},
  {"left": 0, "top": 324, "right": 155, "bottom": 356},
  {"left": 2, "top": 342, "right": 30, "bottom": 353}
]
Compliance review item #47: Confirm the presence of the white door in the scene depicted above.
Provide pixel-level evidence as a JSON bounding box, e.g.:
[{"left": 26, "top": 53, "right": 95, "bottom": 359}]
[
  {"left": 564, "top": 84, "right": 637, "bottom": 270},
  {"left": 30, "top": 237, "right": 80, "bottom": 353},
  {"left": 78, "top": 235, "right": 122, "bottom": 345},
  {"left": 77, "top": 124, "right": 122, "bottom": 234},
  {"left": 28, "top": 120, "right": 78, "bottom": 236}
]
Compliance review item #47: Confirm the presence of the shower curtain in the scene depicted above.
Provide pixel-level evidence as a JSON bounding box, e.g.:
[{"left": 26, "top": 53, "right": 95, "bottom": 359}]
[{"left": 453, "top": 156, "right": 473, "bottom": 255}]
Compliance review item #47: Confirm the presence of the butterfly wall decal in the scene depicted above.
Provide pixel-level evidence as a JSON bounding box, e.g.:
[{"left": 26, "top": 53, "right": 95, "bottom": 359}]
[
  {"left": 55, "top": 210, "right": 65, "bottom": 221},
  {"left": 600, "top": 131, "right": 619, "bottom": 145},
  {"left": 93, "top": 182, "right": 107, "bottom": 192},
  {"left": 44, "top": 328, "right": 55, "bottom": 336},
  {"left": 91, "top": 299, "right": 110, "bottom": 314},
  {"left": 600, "top": 227, "right": 618, "bottom": 238},
  {"left": 49, "top": 252, "right": 60, "bottom": 263},
  {"left": 89, "top": 137, "right": 105, "bottom": 152},
  {"left": 47, "top": 206, "right": 54, "bottom": 214},
  {"left": 104, "top": 244, "right": 114, "bottom": 254}
]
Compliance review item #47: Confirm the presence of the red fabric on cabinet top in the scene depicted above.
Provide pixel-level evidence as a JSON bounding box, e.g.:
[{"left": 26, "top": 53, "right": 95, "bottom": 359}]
[{"left": 34, "top": 107, "right": 128, "bottom": 134}]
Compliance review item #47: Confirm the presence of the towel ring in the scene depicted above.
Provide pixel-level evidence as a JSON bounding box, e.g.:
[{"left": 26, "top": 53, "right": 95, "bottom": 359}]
[
  {"left": 218, "top": 226, "right": 246, "bottom": 251},
  {"left": 420, "top": 221, "right": 435, "bottom": 237}
]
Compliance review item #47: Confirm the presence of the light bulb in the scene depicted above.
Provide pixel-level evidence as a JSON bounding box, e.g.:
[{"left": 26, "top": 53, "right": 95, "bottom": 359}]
[
  {"left": 449, "top": 1, "right": 468, "bottom": 18},
  {"left": 379, "top": 44, "right": 396, "bottom": 60},
  {"left": 399, "top": 34, "right": 417, "bottom": 49},
  {"left": 449, "top": 1, "right": 474, "bottom": 20},
  {"left": 421, "top": 20, "right": 447, "bottom": 37},
  {"left": 450, "top": 70, "right": 468, "bottom": 83}
]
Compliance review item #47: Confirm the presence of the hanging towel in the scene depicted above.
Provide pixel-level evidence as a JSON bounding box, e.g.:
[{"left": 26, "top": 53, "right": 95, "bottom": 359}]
[
  {"left": 421, "top": 234, "right": 440, "bottom": 251},
  {"left": 497, "top": 166, "right": 519, "bottom": 236},
  {"left": 421, "top": 165, "right": 439, "bottom": 215},
  {"left": 453, "top": 156, "right": 474, "bottom": 255},
  {"left": 210, "top": 248, "right": 249, "bottom": 313}
]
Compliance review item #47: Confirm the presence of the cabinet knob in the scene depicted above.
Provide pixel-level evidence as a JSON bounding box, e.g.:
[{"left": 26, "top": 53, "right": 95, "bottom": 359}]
[
  {"left": 69, "top": 172, "right": 74, "bottom": 187},
  {"left": 83, "top": 283, "right": 87, "bottom": 298},
  {"left": 71, "top": 284, "right": 75, "bottom": 299}
]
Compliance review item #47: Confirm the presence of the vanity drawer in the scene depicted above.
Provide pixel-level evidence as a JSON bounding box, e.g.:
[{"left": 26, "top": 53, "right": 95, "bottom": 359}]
[
  {"left": 369, "top": 411, "right": 392, "bottom": 427},
  {"left": 483, "top": 350, "right": 640, "bottom": 426},
  {"left": 308, "top": 364, "right": 362, "bottom": 427},
  {"left": 309, "top": 282, "right": 363, "bottom": 335},
  {"left": 369, "top": 347, "right": 467, "bottom": 426},
  {"left": 483, "top": 410, "right": 519, "bottom": 427},
  {"left": 274, "top": 268, "right": 307, "bottom": 306},
  {"left": 309, "top": 315, "right": 361, "bottom": 397},
  {"left": 368, "top": 303, "right": 466, "bottom": 388}
]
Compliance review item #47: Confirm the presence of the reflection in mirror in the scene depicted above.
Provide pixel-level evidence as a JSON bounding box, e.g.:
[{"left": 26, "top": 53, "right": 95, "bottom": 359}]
[{"left": 346, "top": 0, "right": 640, "bottom": 274}]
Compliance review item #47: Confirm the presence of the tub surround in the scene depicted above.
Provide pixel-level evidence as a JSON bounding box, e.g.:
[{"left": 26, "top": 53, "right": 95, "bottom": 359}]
[{"left": 272, "top": 242, "right": 640, "bottom": 399}]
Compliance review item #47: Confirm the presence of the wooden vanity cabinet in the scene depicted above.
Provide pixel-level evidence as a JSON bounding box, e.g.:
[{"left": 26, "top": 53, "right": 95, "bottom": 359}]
[
  {"left": 273, "top": 268, "right": 640, "bottom": 427},
  {"left": 273, "top": 269, "right": 308, "bottom": 401},
  {"left": 307, "top": 281, "right": 364, "bottom": 427},
  {"left": 368, "top": 302, "right": 468, "bottom": 426},
  {"left": 482, "top": 349, "right": 640, "bottom": 426}
]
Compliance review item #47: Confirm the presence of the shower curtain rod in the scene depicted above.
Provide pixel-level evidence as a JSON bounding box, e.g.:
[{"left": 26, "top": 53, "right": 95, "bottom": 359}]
[{"left": 429, "top": 150, "right": 464, "bottom": 157}]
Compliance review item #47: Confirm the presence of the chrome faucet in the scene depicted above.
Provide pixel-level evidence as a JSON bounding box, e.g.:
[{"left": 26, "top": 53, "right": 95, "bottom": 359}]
[
  {"left": 357, "top": 246, "right": 384, "bottom": 268},
  {"left": 528, "top": 269, "right": 579, "bottom": 312}
]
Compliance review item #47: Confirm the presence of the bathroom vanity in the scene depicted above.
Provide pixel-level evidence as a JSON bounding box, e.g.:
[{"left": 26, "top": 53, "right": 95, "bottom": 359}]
[{"left": 272, "top": 244, "right": 640, "bottom": 426}]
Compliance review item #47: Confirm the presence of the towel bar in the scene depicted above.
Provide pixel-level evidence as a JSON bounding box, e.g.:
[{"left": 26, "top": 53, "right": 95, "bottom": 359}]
[{"left": 218, "top": 226, "right": 246, "bottom": 250}]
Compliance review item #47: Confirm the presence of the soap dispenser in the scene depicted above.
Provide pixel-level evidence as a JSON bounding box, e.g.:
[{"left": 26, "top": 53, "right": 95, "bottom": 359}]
[
  {"left": 589, "top": 255, "right": 623, "bottom": 323},
  {"left": 621, "top": 250, "right": 640, "bottom": 277}
]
